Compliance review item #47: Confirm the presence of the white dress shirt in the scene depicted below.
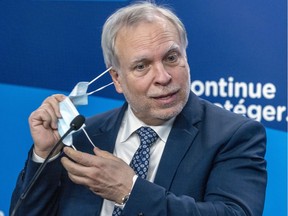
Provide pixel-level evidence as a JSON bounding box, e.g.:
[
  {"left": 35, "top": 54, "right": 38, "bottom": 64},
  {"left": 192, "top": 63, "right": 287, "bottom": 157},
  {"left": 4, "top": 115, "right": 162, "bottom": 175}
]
[{"left": 100, "top": 106, "right": 175, "bottom": 216}]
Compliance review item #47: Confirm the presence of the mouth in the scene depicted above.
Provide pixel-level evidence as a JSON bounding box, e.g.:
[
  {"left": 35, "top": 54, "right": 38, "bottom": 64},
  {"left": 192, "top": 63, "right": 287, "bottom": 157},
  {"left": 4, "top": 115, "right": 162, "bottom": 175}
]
[{"left": 152, "top": 90, "right": 179, "bottom": 102}]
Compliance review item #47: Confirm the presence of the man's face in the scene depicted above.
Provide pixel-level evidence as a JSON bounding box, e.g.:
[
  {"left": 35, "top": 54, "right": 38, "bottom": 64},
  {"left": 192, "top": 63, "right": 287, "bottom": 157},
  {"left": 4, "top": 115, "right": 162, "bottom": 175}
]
[{"left": 110, "top": 17, "right": 190, "bottom": 125}]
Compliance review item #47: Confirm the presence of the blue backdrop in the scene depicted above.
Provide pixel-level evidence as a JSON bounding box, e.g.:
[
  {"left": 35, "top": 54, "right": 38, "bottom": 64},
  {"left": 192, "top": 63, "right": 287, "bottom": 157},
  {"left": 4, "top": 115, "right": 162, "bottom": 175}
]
[{"left": 0, "top": 0, "right": 286, "bottom": 215}]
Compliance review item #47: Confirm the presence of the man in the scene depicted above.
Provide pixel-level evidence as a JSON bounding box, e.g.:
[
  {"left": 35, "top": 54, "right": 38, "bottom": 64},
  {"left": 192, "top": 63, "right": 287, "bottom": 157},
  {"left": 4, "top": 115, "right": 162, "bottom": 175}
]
[{"left": 10, "top": 1, "right": 267, "bottom": 216}]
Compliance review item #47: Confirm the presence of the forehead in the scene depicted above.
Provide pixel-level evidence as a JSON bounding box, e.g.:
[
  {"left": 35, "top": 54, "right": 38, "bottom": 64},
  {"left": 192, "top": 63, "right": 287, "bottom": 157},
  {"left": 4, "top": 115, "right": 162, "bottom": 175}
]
[{"left": 114, "top": 17, "right": 181, "bottom": 58}]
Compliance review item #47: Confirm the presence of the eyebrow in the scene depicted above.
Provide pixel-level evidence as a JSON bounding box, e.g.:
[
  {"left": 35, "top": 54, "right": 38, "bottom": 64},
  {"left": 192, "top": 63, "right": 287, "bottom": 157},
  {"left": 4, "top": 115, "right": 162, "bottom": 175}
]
[
  {"left": 130, "top": 43, "right": 181, "bottom": 65},
  {"left": 167, "top": 43, "right": 181, "bottom": 52}
]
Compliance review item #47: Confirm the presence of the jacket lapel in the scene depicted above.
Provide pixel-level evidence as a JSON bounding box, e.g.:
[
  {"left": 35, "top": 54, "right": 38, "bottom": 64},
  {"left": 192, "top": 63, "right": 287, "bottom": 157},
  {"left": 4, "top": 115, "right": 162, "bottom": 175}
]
[
  {"left": 87, "top": 103, "right": 128, "bottom": 154},
  {"left": 154, "top": 92, "right": 202, "bottom": 189}
]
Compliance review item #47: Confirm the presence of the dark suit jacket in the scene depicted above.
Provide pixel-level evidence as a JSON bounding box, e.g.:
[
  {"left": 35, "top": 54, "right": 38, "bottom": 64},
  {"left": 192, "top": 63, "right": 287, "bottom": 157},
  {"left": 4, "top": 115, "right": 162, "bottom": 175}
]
[{"left": 10, "top": 92, "right": 267, "bottom": 216}]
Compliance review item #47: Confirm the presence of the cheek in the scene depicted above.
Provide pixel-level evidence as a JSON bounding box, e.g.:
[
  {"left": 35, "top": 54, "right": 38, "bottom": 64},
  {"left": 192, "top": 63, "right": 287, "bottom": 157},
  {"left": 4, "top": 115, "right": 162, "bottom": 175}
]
[
  {"left": 124, "top": 75, "right": 151, "bottom": 95},
  {"left": 179, "top": 65, "right": 190, "bottom": 81},
  {"left": 126, "top": 83, "right": 147, "bottom": 96},
  {"left": 171, "top": 67, "right": 189, "bottom": 84}
]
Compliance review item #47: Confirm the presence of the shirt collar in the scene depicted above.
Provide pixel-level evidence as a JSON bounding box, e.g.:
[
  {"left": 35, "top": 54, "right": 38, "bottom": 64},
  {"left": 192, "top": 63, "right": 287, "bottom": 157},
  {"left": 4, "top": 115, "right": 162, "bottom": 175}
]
[{"left": 119, "top": 105, "right": 175, "bottom": 143}]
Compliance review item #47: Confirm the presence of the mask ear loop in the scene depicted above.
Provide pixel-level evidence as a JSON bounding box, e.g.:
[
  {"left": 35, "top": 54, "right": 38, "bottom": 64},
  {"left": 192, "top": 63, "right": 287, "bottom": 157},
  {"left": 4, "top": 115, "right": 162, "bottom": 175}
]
[
  {"left": 68, "top": 128, "right": 95, "bottom": 151},
  {"left": 81, "top": 128, "right": 96, "bottom": 148},
  {"left": 71, "top": 144, "right": 77, "bottom": 150},
  {"left": 87, "top": 82, "right": 114, "bottom": 96},
  {"left": 75, "top": 66, "right": 113, "bottom": 149},
  {"left": 86, "top": 66, "right": 114, "bottom": 96},
  {"left": 88, "top": 67, "right": 112, "bottom": 85}
]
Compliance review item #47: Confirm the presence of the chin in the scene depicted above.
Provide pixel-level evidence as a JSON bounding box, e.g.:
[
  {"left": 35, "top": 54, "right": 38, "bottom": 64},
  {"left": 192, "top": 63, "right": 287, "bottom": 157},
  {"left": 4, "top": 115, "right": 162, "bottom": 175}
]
[{"left": 153, "top": 105, "right": 184, "bottom": 121}]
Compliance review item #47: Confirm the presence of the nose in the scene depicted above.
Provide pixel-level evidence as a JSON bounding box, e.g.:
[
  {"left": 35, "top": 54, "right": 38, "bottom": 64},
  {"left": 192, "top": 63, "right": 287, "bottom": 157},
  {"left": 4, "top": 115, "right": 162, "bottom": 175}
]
[{"left": 153, "top": 63, "right": 172, "bottom": 85}]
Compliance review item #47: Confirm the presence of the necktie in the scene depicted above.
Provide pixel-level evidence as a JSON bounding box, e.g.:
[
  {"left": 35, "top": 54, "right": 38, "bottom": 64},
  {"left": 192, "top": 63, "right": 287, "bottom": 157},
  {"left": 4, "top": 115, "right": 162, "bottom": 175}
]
[
  {"left": 112, "top": 126, "right": 159, "bottom": 216},
  {"left": 130, "top": 127, "right": 159, "bottom": 179}
]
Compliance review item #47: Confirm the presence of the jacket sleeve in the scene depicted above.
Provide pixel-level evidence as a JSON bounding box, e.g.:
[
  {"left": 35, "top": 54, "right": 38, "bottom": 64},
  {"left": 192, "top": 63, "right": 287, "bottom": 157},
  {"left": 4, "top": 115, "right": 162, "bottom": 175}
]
[
  {"left": 10, "top": 148, "right": 63, "bottom": 216},
  {"left": 123, "top": 120, "right": 267, "bottom": 216}
]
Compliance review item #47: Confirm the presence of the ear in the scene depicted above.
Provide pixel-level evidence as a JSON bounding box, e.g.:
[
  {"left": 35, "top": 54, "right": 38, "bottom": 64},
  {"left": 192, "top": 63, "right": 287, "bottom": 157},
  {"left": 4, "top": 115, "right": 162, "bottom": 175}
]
[{"left": 109, "top": 69, "right": 123, "bottom": 93}]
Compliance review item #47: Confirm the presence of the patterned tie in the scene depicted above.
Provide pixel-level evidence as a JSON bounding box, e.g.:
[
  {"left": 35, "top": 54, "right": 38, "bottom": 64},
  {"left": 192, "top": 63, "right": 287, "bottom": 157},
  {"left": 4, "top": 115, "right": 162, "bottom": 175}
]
[
  {"left": 112, "top": 126, "right": 159, "bottom": 216},
  {"left": 130, "top": 127, "right": 159, "bottom": 179}
]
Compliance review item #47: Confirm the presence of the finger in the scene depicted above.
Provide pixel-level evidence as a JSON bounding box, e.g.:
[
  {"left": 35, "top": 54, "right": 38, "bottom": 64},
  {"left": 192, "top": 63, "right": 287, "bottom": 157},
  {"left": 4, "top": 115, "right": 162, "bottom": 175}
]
[
  {"left": 93, "top": 147, "right": 119, "bottom": 161},
  {"left": 67, "top": 171, "right": 92, "bottom": 186},
  {"left": 40, "top": 94, "right": 66, "bottom": 129},
  {"left": 37, "top": 103, "right": 59, "bottom": 130},
  {"left": 29, "top": 107, "right": 55, "bottom": 130},
  {"left": 63, "top": 147, "right": 97, "bottom": 167},
  {"left": 42, "top": 94, "right": 66, "bottom": 118},
  {"left": 61, "top": 157, "right": 95, "bottom": 186},
  {"left": 61, "top": 156, "right": 90, "bottom": 177}
]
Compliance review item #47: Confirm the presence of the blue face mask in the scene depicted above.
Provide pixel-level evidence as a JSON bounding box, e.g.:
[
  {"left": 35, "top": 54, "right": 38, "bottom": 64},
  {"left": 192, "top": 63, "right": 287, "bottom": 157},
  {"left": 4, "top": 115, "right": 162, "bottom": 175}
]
[
  {"left": 58, "top": 67, "right": 113, "bottom": 146},
  {"left": 69, "top": 67, "right": 113, "bottom": 106}
]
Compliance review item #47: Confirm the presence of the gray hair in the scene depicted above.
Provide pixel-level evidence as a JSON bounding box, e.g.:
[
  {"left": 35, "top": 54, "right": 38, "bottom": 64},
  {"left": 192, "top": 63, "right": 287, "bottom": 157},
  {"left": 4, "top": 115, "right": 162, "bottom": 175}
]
[{"left": 101, "top": 1, "right": 188, "bottom": 69}]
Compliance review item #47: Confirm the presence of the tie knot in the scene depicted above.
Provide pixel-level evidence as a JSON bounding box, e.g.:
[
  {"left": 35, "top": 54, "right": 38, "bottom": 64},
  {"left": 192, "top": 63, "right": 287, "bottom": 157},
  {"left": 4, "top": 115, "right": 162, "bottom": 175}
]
[{"left": 136, "top": 126, "right": 159, "bottom": 146}]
